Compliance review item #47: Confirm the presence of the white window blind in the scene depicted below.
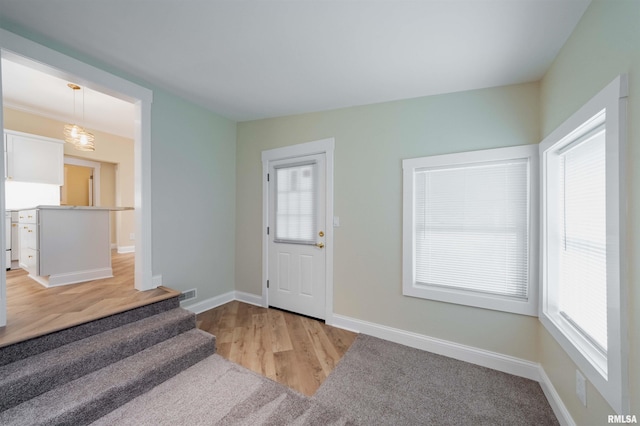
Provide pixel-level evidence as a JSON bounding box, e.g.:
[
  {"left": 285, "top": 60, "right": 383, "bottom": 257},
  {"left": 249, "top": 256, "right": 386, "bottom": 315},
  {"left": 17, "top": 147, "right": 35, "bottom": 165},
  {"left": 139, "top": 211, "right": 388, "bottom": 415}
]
[
  {"left": 414, "top": 159, "right": 529, "bottom": 299},
  {"left": 274, "top": 161, "right": 316, "bottom": 244},
  {"left": 558, "top": 127, "right": 607, "bottom": 353}
]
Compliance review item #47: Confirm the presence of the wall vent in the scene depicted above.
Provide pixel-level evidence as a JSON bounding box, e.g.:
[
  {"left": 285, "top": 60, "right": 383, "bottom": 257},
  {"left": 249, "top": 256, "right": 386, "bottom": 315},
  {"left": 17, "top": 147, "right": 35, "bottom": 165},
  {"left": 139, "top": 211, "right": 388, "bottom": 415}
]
[{"left": 179, "top": 289, "right": 197, "bottom": 302}]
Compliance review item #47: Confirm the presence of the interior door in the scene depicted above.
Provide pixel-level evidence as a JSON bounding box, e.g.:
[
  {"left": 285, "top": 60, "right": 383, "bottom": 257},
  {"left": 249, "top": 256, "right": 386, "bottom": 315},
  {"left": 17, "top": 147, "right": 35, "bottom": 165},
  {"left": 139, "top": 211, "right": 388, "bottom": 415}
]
[{"left": 268, "top": 153, "right": 326, "bottom": 319}]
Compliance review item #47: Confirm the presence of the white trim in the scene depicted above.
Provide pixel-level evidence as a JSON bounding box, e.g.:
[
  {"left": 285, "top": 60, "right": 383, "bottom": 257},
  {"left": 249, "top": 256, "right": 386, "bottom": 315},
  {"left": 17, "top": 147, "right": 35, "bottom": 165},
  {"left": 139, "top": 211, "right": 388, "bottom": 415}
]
[
  {"left": 331, "top": 313, "right": 540, "bottom": 380},
  {"left": 183, "top": 291, "right": 235, "bottom": 314},
  {"left": 235, "top": 291, "right": 264, "bottom": 307},
  {"left": 539, "top": 75, "right": 629, "bottom": 414},
  {"left": 0, "top": 28, "right": 154, "bottom": 297},
  {"left": 538, "top": 366, "right": 576, "bottom": 426},
  {"left": 30, "top": 267, "right": 113, "bottom": 287},
  {"left": 117, "top": 245, "right": 135, "bottom": 254},
  {"left": 402, "top": 144, "right": 539, "bottom": 316},
  {"left": 331, "top": 313, "right": 573, "bottom": 425},
  {"left": 261, "top": 138, "right": 335, "bottom": 322},
  {"left": 64, "top": 156, "right": 102, "bottom": 206}
]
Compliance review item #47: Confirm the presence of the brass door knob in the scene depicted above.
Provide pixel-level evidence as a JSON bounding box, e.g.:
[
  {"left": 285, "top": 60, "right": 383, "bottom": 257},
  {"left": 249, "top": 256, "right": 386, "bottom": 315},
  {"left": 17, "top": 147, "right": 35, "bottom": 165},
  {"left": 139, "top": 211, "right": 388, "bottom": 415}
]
[{"left": 315, "top": 242, "right": 325, "bottom": 249}]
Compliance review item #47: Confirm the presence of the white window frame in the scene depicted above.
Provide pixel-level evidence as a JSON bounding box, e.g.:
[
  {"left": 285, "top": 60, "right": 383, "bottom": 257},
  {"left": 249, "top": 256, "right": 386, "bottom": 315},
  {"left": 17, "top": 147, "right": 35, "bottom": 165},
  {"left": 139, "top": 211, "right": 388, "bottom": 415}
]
[
  {"left": 402, "top": 144, "right": 539, "bottom": 316},
  {"left": 539, "top": 75, "right": 629, "bottom": 414}
]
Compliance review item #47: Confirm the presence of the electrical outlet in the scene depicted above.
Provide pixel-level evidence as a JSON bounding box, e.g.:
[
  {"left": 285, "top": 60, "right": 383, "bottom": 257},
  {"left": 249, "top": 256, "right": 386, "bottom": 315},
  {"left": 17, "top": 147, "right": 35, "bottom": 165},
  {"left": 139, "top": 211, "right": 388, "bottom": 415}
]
[
  {"left": 129, "top": 233, "right": 135, "bottom": 240},
  {"left": 576, "top": 370, "right": 587, "bottom": 406}
]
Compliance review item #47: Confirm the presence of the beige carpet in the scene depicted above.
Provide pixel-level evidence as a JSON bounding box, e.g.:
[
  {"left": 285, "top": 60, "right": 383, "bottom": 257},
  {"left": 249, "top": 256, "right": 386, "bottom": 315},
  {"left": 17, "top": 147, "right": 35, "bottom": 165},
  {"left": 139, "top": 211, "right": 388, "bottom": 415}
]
[{"left": 314, "top": 334, "right": 559, "bottom": 425}]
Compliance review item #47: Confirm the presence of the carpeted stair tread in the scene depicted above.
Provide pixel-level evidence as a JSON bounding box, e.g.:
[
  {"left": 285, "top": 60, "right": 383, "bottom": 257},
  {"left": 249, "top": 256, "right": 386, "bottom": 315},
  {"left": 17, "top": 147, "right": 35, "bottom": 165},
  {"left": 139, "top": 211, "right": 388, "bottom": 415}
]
[
  {"left": 0, "top": 328, "right": 216, "bottom": 426},
  {"left": 0, "top": 297, "right": 180, "bottom": 367},
  {"left": 93, "top": 354, "right": 354, "bottom": 426},
  {"left": 0, "top": 307, "right": 197, "bottom": 412}
]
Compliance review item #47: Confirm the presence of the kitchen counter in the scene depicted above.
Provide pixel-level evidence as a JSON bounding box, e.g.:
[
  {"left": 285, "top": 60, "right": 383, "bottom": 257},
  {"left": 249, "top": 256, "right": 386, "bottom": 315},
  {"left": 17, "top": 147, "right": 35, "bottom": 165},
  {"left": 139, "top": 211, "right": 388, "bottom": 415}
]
[{"left": 18, "top": 207, "right": 116, "bottom": 287}]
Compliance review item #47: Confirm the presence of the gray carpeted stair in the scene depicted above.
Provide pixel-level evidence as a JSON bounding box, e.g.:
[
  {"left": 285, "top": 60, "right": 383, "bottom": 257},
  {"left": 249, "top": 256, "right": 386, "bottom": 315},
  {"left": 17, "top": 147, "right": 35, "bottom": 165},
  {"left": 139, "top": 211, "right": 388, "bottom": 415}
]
[{"left": 0, "top": 299, "right": 216, "bottom": 426}]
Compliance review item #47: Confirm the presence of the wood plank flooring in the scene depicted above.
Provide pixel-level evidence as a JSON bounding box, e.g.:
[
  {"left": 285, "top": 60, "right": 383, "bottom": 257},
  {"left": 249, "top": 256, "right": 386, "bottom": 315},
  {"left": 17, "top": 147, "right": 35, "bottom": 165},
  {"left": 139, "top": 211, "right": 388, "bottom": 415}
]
[
  {"left": 0, "top": 251, "right": 180, "bottom": 348},
  {"left": 196, "top": 301, "right": 357, "bottom": 396}
]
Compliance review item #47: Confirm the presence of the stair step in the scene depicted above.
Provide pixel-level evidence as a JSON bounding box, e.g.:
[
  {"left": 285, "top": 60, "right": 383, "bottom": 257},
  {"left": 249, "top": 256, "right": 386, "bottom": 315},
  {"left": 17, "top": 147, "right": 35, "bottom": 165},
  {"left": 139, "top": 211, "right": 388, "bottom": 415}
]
[
  {"left": 0, "top": 296, "right": 180, "bottom": 367},
  {"left": 0, "top": 307, "right": 196, "bottom": 412},
  {"left": 0, "top": 329, "right": 216, "bottom": 426}
]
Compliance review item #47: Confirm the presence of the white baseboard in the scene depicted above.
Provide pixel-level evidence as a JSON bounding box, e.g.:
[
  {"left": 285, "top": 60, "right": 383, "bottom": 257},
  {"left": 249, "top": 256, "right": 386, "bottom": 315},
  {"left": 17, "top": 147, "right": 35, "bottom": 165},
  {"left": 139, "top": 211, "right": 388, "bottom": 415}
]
[
  {"left": 331, "top": 314, "right": 539, "bottom": 380},
  {"left": 538, "top": 366, "right": 576, "bottom": 426},
  {"left": 183, "top": 291, "right": 235, "bottom": 314},
  {"left": 331, "top": 314, "right": 575, "bottom": 425},
  {"left": 235, "top": 291, "right": 264, "bottom": 307},
  {"left": 183, "top": 290, "right": 264, "bottom": 314},
  {"left": 117, "top": 245, "right": 135, "bottom": 254},
  {"left": 33, "top": 267, "right": 113, "bottom": 287}
]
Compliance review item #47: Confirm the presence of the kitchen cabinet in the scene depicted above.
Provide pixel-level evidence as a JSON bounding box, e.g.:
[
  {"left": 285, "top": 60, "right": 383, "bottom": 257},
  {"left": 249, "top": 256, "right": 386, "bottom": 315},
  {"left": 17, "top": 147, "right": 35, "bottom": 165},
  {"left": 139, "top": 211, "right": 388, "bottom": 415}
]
[
  {"left": 4, "top": 130, "right": 65, "bottom": 185},
  {"left": 18, "top": 207, "right": 113, "bottom": 287},
  {"left": 18, "top": 210, "right": 38, "bottom": 278},
  {"left": 11, "top": 211, "right": 20, "bottom": 262}
]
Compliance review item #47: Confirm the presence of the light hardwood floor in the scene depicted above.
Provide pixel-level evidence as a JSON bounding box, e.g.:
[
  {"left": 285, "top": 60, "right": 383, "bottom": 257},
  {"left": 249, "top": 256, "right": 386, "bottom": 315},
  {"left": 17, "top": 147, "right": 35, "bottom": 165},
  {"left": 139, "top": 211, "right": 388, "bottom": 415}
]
[
  {"left": 197, "top": 301, "right": 357, "bottom": 396},
  {"left": 0, "top": 251, "right": 179, "bottom": 348}
]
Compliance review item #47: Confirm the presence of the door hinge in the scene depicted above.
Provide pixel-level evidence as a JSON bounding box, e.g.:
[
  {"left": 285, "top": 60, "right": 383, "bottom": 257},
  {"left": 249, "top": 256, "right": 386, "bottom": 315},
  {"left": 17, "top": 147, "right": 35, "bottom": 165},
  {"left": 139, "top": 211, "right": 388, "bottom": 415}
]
[
  {"left": 267, "top": 226, "right": 270, "bottom": 235},
  {"left": 267, "top": 280, "right": 270, "bottom": 289},
  {"left": 267, "top": 173, "right": 270, "bottom": 182}
]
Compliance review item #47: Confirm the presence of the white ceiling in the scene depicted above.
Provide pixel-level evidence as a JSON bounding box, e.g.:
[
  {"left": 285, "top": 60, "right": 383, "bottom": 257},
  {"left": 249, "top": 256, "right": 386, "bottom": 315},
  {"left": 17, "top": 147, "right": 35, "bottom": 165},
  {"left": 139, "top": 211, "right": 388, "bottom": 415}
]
[
  {"left": 2, "top": 58, "right": 136, "bottom": 139},
  {"left": 0, "top": 0, "right": 591, "bottom": 127}
]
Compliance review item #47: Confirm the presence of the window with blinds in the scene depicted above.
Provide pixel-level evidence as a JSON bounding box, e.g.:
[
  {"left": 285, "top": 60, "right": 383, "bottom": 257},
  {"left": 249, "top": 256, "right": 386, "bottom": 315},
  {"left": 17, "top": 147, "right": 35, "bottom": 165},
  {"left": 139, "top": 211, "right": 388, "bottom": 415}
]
[
  {"left": 558, "top": 126, "right": 607, "bottom": 354},
  {"left": 274, "top": 161, "right": 317, "bottom": 244},
  {"left": 539, "top": 76, "right": 627, "bottom": 414},
  {"left": 402, "top": 145, "right": 538, "bottom": 316}
]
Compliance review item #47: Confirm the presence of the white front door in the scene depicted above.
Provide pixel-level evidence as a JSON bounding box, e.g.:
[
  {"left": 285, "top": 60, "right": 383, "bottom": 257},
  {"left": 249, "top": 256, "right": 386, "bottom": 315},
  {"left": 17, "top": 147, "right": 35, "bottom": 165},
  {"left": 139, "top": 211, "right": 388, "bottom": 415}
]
[{"left": 267, "top": 153, "right": 326, "bottom": 319}]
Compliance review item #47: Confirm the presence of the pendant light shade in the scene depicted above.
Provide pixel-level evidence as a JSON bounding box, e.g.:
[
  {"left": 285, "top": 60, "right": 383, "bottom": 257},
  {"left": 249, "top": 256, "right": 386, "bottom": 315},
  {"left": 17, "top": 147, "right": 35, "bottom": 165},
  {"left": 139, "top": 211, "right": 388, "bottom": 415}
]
[
  {"left": 74, "top": 129, "right": 95, "bottom": 151},
  {"left": 63, "top": 83, "right": 95, "bottom": 152}
]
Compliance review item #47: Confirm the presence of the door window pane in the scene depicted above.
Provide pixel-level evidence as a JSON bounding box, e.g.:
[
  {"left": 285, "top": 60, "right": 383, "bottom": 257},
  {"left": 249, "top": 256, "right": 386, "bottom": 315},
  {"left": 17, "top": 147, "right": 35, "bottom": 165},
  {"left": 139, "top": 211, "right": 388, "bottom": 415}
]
[{"left": 275, "top": 162, "right": 316, "bottom": 244}]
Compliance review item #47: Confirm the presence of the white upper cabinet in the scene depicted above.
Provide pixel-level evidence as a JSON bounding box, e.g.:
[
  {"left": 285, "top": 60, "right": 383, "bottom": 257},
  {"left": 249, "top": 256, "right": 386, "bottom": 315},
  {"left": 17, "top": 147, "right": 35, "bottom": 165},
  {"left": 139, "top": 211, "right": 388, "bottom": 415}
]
[{"left": 4, "top": 130, "right": 65, "bottom": 185}]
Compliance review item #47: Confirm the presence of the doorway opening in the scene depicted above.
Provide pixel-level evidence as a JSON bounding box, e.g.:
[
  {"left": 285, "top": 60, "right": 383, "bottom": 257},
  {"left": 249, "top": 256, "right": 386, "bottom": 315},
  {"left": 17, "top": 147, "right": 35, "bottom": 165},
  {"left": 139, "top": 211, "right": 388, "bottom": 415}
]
[{"left": 0, "top": 28, "right": 154, "bottom": 328}]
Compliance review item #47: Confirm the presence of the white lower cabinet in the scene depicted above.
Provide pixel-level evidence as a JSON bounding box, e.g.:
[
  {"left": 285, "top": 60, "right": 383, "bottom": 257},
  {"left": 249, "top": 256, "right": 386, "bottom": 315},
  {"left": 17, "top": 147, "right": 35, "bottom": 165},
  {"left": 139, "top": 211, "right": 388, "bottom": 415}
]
[
  {"left": 18, "top": 207, "right": 113, "bottom": 287},
  {"left": 18, "top": 210, "right": 38, "bottom": 276},
  {"left": 11, "top": 212, "right": 20, "bottom": 262}
]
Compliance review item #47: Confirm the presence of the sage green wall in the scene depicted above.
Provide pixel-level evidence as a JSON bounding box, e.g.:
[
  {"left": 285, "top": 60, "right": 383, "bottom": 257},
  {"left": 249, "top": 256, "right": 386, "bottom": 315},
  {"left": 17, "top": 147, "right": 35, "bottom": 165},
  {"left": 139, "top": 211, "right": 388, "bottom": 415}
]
[
  {"left": 151, "top": 91, "right": 237, "bottom": 300},
  {"left": 237, "top": 82, "right": 540, "bottom": 360},
  {"left": 0, "top": 25, "right": 237, "bottom": 304},
  {"left": 540, "top": 0, "right": 640, "bottom": 420}
]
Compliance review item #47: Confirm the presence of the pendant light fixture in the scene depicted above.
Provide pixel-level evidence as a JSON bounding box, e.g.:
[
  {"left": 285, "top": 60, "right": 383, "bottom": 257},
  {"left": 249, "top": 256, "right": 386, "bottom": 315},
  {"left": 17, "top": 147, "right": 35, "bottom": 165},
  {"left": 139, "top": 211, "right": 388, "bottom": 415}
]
[{"left": 63, "top": 83, "right": 95, "bottom": 152}]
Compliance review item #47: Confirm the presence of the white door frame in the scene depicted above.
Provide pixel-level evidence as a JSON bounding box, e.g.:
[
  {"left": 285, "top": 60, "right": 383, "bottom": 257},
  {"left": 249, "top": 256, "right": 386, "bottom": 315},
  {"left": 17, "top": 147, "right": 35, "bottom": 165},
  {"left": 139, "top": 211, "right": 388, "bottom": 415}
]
[
  {"left": 261, "top": 138, "right": 335, "bottom": 324},
  {"left": 0, "top": 29, "right": 154, "bottom": 327}
]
